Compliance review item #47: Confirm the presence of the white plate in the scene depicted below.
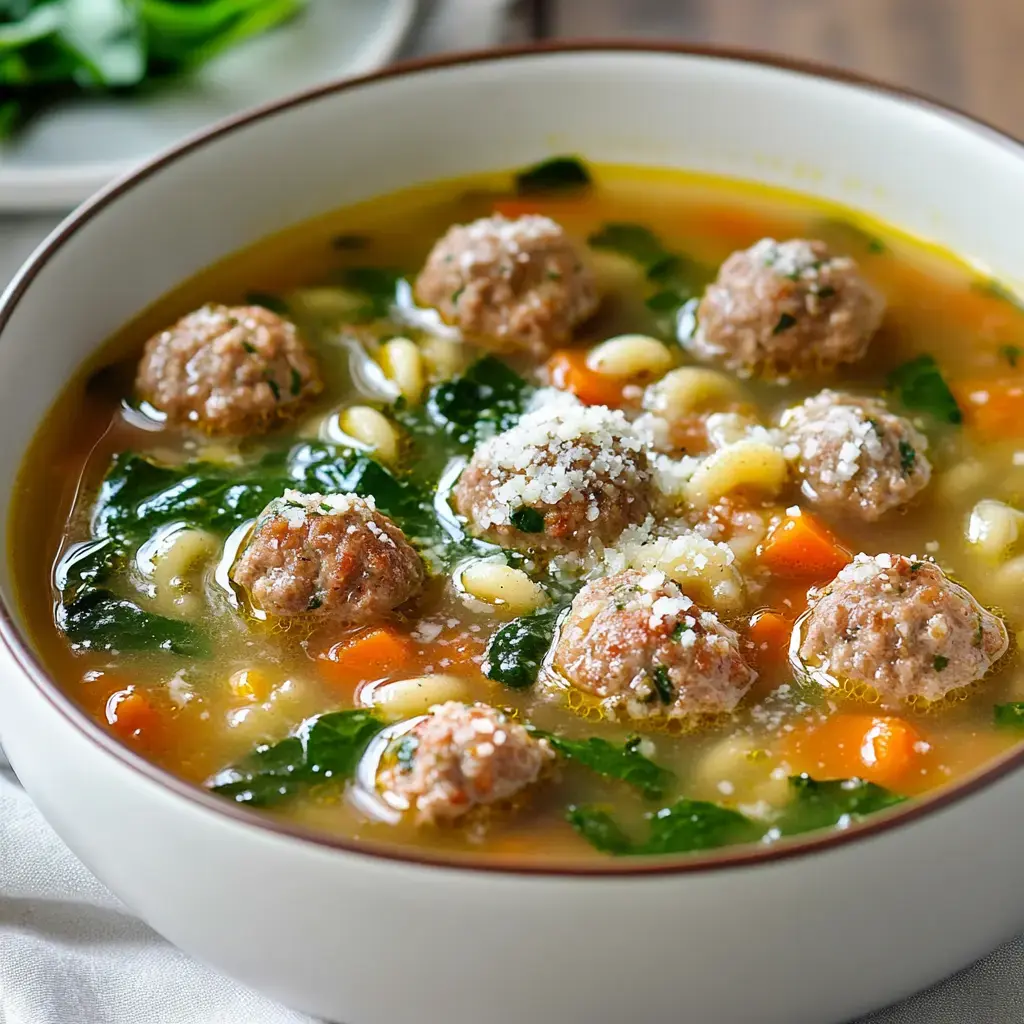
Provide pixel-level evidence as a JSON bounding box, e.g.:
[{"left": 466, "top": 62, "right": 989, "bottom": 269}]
[{"left": 0, "top": 0, "right": 417, "bottom": 212}]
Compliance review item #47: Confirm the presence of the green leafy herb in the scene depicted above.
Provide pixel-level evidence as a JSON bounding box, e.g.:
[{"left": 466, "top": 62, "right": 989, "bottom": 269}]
[
  {"left": 670, "top": 621, "right": 692, "bottom": 641},
  {"left": 1000, "top": 344, "right": 1023, "bottom": 368},
  {"left": 588, "top": 222, "right": 670, "bottom": 270},
  {"left": 775, "top": 774, "right": 905, "bottom": 836},
  {"left": 994, "top": 702, "right": 1024, "bottom": 727},
  {"left": 509, "top": 507, "right": 545, "bottom": 533},
  {"left": 484, "top": 604, "right": 561, "bottom": 689},
  {"left": 649, "top": 665, "right": 675, "bottom": 704},
  {"left": 933, "top": 654, "right": 949, "bottom": 672},
  {"left": 265, "top": 375, "right": 281, "bottom": 401},
  {"left": 419, "top": 355, "right": 536, "bottom": 449},
  {"left": 887, "top": 355, "right": 963, "bottom": 425},
  {"left": 0, "top": 0, "right": 307, "bottom": 141},
  {"left": 245, "top": 291, "right": 289, "bottom": 315},
  {"left": 209, "top": 710, "right": 386, "bottom": 807},
  {"left": 531, "top": 731, "right": 674, "bottom": 800},
  {"left": 898, "top": 439, "right": 917, "bottom": 474},
  {"left": 514, "top": 155, "right": 591, "bottom": 194},
  {"left": 339, "top": 267, "right": 403, "bottom": 320},
  {"left": 773, "top": 312, "right": 797, "bottom": 334},
  {"left": 289, "top": 367, "right": 302, "bottom": 397},
  {"left": 568, "top": 799, "right": 760, "bottom": 856}
]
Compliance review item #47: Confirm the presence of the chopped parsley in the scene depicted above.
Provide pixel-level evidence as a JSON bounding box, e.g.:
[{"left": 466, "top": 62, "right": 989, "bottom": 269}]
[
  {"left": 265, "top": 376, "right": 281, "bottom": 401},
  {"left": 887, "top": 354, "right": 963, "bottom": 425},
  {"left": 394, "top": 734, "right": 420, "bottom": 771},
  {"left": 670, "top": 621, "right": 692, "bottom": 641},
  {"left": 933, "top": 655, "right": 949, "bottom": 672},
  {"left": 510, "top": 507, "right": 545, "bottom": 533},
  {"left": 242, "top": 341, "right": 258, "bottom": 355},
  {"left": 290, "top": 367, "right": 302, "bottom": 397},
  {"left": 899, "top": 440, "right": 917, "bottom": 474},
  {"left": 772, "top": 312, "right": 798, "bottom": 334},
  {"left": 307, "top": 594, "right": 323, "bottom": 611},
  {"left": 994, "top": 702, "right": 1024, "bottom": 727},
  {"left": 245, "top": 291, "right": 288, "bottom": 315}
]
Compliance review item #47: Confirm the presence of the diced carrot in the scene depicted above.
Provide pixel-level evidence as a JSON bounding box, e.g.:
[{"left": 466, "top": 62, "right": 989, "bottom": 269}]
[
  {"left": 684, "top": 204, "right": 803, "bottom": 249},
  {"left": 320, "top": 627, "right": 413, "bottom": 687},
  {"left": 953, "top": 377, "right": 1024, "bottom": 440},
  {"left": 759, "top": 510, "right": 852, "bottom": 582},
  {"left": 746, "top": 611, "right": 794, "bottom": 671},
  {"left": 105, "top": 688, "right": 160, "bottom": 741},
  {"left": 547, "top": 349, "right": 625, "bottom": 407},
  {"left": 491, "top": 198, "right": 589, "bottom": 222},
  {"left": 782, "top": 714, "right": 925, "bottom": 790}
]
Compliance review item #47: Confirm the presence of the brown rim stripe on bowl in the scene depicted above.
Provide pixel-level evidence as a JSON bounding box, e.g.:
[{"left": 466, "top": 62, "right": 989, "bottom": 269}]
[{"left": 1, "top": 42, "right": 1023, "bottom": 878}]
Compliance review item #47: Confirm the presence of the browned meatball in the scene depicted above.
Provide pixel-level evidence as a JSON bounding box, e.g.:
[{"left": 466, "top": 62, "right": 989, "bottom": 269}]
[
  {"left": 797, "top": 553, "right": 1008, "bottom": 704},
  {"left": 551, "top": 569, "right": 757, "bottom": 722},
  {"left": 453, "top": 405, "right": 651, "bottom": 553},
  {"left": 378, "top": 701, "right": 554, "bottom": 825},
  {"left": 413, "top": 215, "right": 598, "bottom": 357},
  {"left": 692, "top": 238, "right": 884, "bottom": 379},
  {"left": 231, "top": 490, "right": 423, "bottom": 623},
  {"left": 136, "top": 304, "right": 321, "bottom": 434},
  {"left": 780, "top": 391, "right": 931, "bottom": 521}
]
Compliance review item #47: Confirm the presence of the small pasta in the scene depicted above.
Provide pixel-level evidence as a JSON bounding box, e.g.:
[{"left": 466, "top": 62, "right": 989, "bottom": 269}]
[
  {"left": 629, "top": 534, "right": 746, "bottom": 612},
  {"left": 985, "top": 554, "right": 1024, "bottom": 624},
  {"left": 644, "top": 366, "right": 745, "bottom": 419},
  {"left": 364, "top": 674, "right": 476, "bottom": 720},
  {"left": 588, "top": 249, "right": 646, "bottom": 292},
  {"left": 685, "top": 438, "right": 789, "bottom": 508},
  {"left": 966, "top": 499, "right": 1024, "bottom": 561},
  {"left": 691, "top": 734, "right": 791, "bottom": 811},
  {"left": 339, "top": 405, "right": 400, "bottom": 464},
  {"left": 379, "top": 337, "right": 425, "bottom": 404},
  {"left": 420, "top": 335, "right": 468, "bottom": 379},
  {"left": 459, "top": 560, "right": 548, "bottom": 615},
  {"left": 147, "top": 527, "right": 218, "bottom": 617},
  {"left": 585, "top": 334, "right": 674, "bottom": 381},
  {"left": 288, "top": 286, "right": 367, "bottom": 320}
]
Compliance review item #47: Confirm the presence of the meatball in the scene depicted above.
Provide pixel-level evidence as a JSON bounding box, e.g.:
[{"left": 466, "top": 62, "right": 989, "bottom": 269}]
[
  {"left": 136, "top": 304, "right": 321, "bottom": 434},
  {"left": 378, "top": 701, "right": 554, "bottom": 825},
  {"left": 691, "top": 238, "right": 884, "bottom": 379},
  {"left": 231, "top": 490, "right": 423, "bottom": 622},
  {"left": 797, "top": 553, "right": 1008, "bottom": 704},
  {"left": 453, "top": 404, "right": 652, "bottom": 552},
  {"left": 551, "top": 568, "right": 757, "bottom": 722},
  {"left": 413, "top": 215, "right": 598, "bottom": 357},
  {"left": 780, "top": 390, "right": 931, "bottom": 520}
]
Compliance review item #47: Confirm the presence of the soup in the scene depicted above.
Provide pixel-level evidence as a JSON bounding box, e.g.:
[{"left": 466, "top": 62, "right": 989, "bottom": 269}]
[{"left": 13, "top": 159, "right": 1024, "bottom": 864}]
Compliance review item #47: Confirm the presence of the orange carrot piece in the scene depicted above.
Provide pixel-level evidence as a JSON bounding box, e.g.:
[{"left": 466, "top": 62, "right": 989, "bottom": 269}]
[
  {"left": 547, "top": 349, "right": 625, "bottom": 407},
  {"left": 954, "top": 377, "right": 1024, "bottom": 440},
  {"left": 746, "top": 611, "right": 794, "bottom": 671},
  {"left": 783, "top": 714, "right": 925, "bottom": 789},
  {"left": 105, "top": 688, "right": 160, "bottom": 741},
  {"left": 759, "top": 510, "right": 852, "bottom": 581},
  {"left": 320, "top": 627, "right": 412, "bottom": 686},
  {"left": 685, "top": 204, "right": 802, "bottom": 249}
]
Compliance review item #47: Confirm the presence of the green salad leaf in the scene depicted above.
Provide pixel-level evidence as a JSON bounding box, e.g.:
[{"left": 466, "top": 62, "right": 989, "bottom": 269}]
[
  {"left": 0, "top": 0, "right": 306, "bottom": 140},
  {"left": 533, "top": 732, "right": 674, "bottom": 800},
  {"left": 208, "top": 709, "right": 387, "bottom": 807},
  {"left": 887, "top": 355, "right": 963, "bottom": 425},
  {"left": 514, "top": 155, "right": 592, "bottom": 195},
  {"left": 775, "top": 774, "right": 906, "bottom": 836},
  {"left": 994, "top": 702, "right": 1024, "bottom": 727}
]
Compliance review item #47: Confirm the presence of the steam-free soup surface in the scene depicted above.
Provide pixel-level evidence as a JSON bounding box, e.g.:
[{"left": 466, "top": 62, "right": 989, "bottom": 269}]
[{"left": 13, "top": 161, "right": 1024, "bottom": 865}]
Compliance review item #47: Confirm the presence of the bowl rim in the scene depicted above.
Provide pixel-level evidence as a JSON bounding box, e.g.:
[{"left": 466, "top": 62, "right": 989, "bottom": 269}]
[{"left": 2, "top": 40, "right": 1024, "bottom": 879}]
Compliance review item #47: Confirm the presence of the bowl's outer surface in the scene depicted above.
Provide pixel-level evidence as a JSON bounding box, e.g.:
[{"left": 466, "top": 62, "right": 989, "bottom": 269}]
[{"left": 2, "top": 46, "right": 1024, "bottom": 1024}]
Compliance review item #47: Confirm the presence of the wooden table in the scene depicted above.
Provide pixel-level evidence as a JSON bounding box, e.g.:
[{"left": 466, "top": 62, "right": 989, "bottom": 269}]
[{"left": 518, "top": 0, "right": 1024, "bottom": 139}]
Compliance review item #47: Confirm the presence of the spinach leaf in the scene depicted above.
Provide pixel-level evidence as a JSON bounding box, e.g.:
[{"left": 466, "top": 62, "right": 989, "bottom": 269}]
[
  {"left": 775, "top": 774, "right": 905, "bottom": 836},
  {"left": 887, "top": 355, "right": 963, "bottom": 425},
  {"left": 423, "top": 355, "right": 536, "bottom": 448},
  {"left": 588, "top": 222, "right": 671, "bottom": 270},
  {"left": 208, "top": 709, "right": 386, "bottom": 807},
  {"left": 515, "top": 155, "right": 592, "bottom": 194},
  {"left": 568, "top": 799, "right": 759, "bottom": 856},
  {"left": 994, "top": 702, "right": 1024, "bottom": 727},
  {"left": 484, "top": 604, "right": 563, "bottom": 689},
  {"left": 338, "top": 267, "right": 403, "bottom": 320},
  {"left": 534, "top": 732, "right": 674, "bottom": 800},
  {"left": 58, "top": 589, "right": 210, "bottom": 658}
]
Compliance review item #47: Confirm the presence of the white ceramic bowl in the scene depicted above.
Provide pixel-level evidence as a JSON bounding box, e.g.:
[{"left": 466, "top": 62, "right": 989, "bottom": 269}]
[{"left": 2, "top": 45, "right": 1024, "bottom": 1024}]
